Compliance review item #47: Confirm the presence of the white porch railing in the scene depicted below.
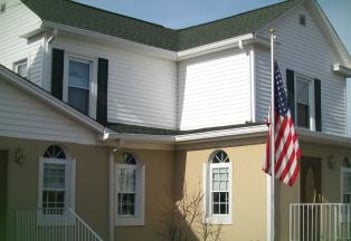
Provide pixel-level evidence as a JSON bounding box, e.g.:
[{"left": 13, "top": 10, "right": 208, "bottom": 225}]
[
  {"left": 290, "top": 203, "right": 351, "bottom": 241},
  {"left": 12, "top": 208, "right": 103, "bottom": 241}
]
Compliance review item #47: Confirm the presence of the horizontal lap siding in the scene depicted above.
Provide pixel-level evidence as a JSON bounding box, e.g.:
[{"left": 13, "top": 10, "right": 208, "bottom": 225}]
[
  {"left": 256, "top": 4, "right": 347, "bottom": 136},
  {"left": 178, "top": 49, "right": 251, "bottom": 130},
  {"left": 0, "top": 81, "right": 97, "bottom": 144},
  {"left": 0, "top": 2, "right": 44, "bottom": 86},
  {"left": 109, "top": 51, "right": 176, "bottom": 129},
  {"left": 53, "top": 36, "right": 177, "bottom": 129}
]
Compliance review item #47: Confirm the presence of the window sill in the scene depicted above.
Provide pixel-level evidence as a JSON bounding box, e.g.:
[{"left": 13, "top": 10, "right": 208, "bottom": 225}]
[
  {"left": 115, "top": 216, "right": 144, "bottom": 226},
  {"left": 204, "top": 215, "right": 232, "bottom": 225}
]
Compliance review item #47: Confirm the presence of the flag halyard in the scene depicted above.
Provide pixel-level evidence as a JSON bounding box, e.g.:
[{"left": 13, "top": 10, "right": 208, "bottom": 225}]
[{"left": 263, "top": 62, "right": 301, "bottom": 186}]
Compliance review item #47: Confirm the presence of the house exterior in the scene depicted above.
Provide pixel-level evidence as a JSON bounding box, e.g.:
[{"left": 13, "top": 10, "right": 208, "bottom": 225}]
[{"left": 0, "top": 0, "right": 351, "bottom": 241}]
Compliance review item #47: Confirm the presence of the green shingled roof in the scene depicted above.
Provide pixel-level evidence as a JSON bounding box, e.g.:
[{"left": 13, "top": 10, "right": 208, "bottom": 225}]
[{"left": 22, "top": 0, "right": 303, "bottom": 51}]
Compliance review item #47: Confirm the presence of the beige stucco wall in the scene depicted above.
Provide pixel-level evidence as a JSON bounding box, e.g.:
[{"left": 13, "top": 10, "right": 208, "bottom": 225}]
[
  {"left": 114, "top": 148, "right": 176, "bottom": 241},
  {"left": 175, "top": 143, "right": 268, "bottom": 241},
  {"left": 276, "top": 141, "right": 351, "bottom": 241},
  {"left": 0, "top": 136, "right": 109, "bottom": 240}
]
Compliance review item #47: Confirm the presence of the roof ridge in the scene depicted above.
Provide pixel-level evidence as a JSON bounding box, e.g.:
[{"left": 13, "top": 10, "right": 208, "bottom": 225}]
[{"left": 176, "top": 0, "right": 303, "bottom": 31}]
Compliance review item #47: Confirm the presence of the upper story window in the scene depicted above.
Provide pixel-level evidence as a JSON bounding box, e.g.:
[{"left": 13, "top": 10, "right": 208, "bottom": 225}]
[
  {"left": 287, "top": 69, "right": 322, "bottom": 132},
  {"left": 204, "top": 150, "right": 232, "bottom": 224},
  {"left": 65, "top": 57, "right": 94, "bottom": 116},
  {"left": 38, "top": 145, "right": 75, "bottom": 216},
  {"left": 299, "top": 14, "right": 306, "bottom": 26},
  {"left": 115, "top": 152, "right": 145, "bottom": 226},
  {"left": 51, "top": 48, "right": 108, "bottom": 123},
  {"left": 13, "top": 59, "right": 28, "bottom": 78},
  {"left": 296, "top": 76, "right": 313, "bottom": 128}
]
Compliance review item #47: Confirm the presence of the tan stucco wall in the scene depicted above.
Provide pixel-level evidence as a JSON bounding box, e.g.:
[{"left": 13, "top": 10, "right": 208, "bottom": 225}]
[
  {"left": 115, "top": 149, "right": 175, "bottom": 241},
  {"left": 276, "top": 141, "right": 351, "bottom": 241},
  {"left": 175, "top": 143, "right": 268, "bottom": 241},
  {"left": 0, "top": 136, "right": 109, "bottom": 240}
]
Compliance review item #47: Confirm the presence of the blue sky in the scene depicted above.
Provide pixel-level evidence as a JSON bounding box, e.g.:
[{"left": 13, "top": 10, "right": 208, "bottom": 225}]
[{"left": 74, "top": 0, "right": 350, "bottom": 53}]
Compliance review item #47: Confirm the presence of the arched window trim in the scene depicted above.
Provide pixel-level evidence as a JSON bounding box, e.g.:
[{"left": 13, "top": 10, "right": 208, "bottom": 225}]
[
  {"left": 38, "top": 145, "right": 76, "bottom": 224},
  {"left": 115, "top": 151, "right": 145, "bottom": 226},
  {"left": 203, "top": 150, "right": 232, "bottom": 224}
]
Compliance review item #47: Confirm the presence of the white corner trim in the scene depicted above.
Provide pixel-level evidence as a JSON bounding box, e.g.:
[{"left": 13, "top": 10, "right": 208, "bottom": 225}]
[
  {"left": 0, "top": 65, "right": 104, "bottom": 133},
  {"left": 177, "top": 33, "right": 255, "bottom": 60},
  {"left": 332, "top": 64, "right": 351, "bottom": 77}
]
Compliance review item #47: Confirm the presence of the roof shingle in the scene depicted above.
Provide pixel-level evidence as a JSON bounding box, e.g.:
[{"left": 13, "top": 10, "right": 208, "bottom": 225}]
[{"left": 22, "top": 0, "right": 303, "bottom": 51}]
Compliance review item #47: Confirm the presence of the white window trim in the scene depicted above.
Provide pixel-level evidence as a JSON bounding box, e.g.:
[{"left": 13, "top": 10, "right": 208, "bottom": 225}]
[
  {"left": 295, "top": 74, "right": 315, "bottom": 131},
  {"left": 115, "top": 162, "right": 145, "bottom": 226},
  {"left": 203, "top": 161, "right": 233, "bottom": 225},
  {"left": 37, "top": 157, "right": 76, "bottom": 225},
  {"left": 341, "top": 167, "right": 351, "bottom": 202},
  {"left": 13, "top": 58, "right": 29, "bottom": 78},
  {"left": 63, "top": 54, "right": 97, "bottom": 118}
]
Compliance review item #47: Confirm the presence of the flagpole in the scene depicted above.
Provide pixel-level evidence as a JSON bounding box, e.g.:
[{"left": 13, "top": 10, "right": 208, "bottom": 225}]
[{"left": 270, "top": 29, "right": 275, "bottom": 241}]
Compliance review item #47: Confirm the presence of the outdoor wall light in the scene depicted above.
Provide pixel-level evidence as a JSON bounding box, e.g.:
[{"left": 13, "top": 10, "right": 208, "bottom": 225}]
[
  {"left": 14, "top": 148, "right": 25, "bottom": 164},
  {"left": 343, "top": 157, "right": 350, "bottom": 168}
]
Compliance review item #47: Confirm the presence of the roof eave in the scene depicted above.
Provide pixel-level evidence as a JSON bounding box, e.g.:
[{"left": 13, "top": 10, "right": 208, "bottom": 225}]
[
  {"left": 176, "top": 33, "right": 255, "bottom": 60},
  {"left": 41, "top": 21, "right": 177, "bottom": 60}
]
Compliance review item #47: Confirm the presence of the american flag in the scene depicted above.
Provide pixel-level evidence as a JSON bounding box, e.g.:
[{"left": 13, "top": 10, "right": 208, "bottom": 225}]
[{"left": 263, "top": 62, "right": 301, "bottom": 186}]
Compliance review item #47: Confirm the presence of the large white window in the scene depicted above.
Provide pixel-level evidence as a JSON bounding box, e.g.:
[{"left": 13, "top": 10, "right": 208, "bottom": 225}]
[
  {"left": 295, "top": 76, "right": 314, "bottom": 129},
  {"left": 38, "top": 145, "right": 75, "bottom": 216},
  {"left": 204, "top": 150, "right": 232, "bottom": 224},
  {"left": 115, "top": 152, "right": 145, "bottom": 226},
  {"left": 64, "top": 56, "right": 97, "bottom": 117}
]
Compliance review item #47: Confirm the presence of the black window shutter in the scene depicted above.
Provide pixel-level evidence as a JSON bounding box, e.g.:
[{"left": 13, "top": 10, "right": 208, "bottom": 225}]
[
  {"left": 314, "top": 79, "right": 322, "bottom": 132},
  {"left": 286, "top": 69, "right": 295, "bottom": 120},
  {"left": 51, "top": 48, "right": 64, "bottom": 99},
  {"left": 97, "top": 58, "right": 108, "bottom": 125}
]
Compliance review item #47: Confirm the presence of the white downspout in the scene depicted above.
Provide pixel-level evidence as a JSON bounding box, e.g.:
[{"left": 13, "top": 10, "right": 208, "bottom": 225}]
[
  {"left": 109, "top": 140, "right": 123, "bottom": 241},
  {"left": 43, "top": 29, "right": 58, "bottom": 91}
]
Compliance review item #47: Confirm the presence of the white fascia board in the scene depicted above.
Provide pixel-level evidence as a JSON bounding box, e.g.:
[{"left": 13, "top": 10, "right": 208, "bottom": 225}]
[
  {"left": 41, "top": 21, "right": 177, "bottom": 61},
  {"left": 332, "top": 64, "right": 351, "bottom": 78},
  {"left": 297, "top": 128, "right": 351, "bottom": 148},
  {"left": 100, "top": 132, "right": 175, "bottom": 144},
  {"left": 177, "top": 33, "right": 255, "bottom": 60},
  {"left": 175, "top": 124, "right": 267, "bottom": 143},
  {"left": 0, "top": 65, "right": 104, "bottom": 133},
  {"left": 101, "top": 124, "right": 268, "bottom": 145}
]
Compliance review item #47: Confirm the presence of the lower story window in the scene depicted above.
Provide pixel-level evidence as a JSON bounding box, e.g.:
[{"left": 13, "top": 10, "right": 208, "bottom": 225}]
[
  {"left": 42, "top": 163, "right": 66, "bottom": 215},
  {"left": 204, "top": 150, "right": 232, "bottom": 224},
  {"left": 39, "top": 145, "right": 75, "bottom": 217},
  {"left": 115, "top": 152, "right": 145, "bottom": 226}
]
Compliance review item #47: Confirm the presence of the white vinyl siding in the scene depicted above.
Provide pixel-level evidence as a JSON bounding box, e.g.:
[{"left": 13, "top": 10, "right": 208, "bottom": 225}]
[
  {"left": 0, "top": 81, "right": 97, "bottom": 145},
  {"left": 178, "top": 49, "right": 251, "bottom": 130},
  {"left": 109, "top": 50, "right": 176, "bottom": 129},
  {"left": 0, "top": 1, "right": 44, "bottom": 86},
  {"left": 256, "top": 3, "right": 347, "bottom": 136},
  {"left": 52, "top": 36, "right": 177, "bottom": 129}
]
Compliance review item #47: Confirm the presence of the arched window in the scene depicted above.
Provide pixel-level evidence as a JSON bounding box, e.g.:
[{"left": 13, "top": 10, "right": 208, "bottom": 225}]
[
  {"left": 43, "top": 145, "right": 66, "bottom": 159},
  {"left": 115, "top": 152, "right": 145, "bottom": 226},
  {"left": 204, "top": 150, "right": 232, "bottom": 224},
  {"left": 39, "top": 145, "right": 75, "bottom": 215}
]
